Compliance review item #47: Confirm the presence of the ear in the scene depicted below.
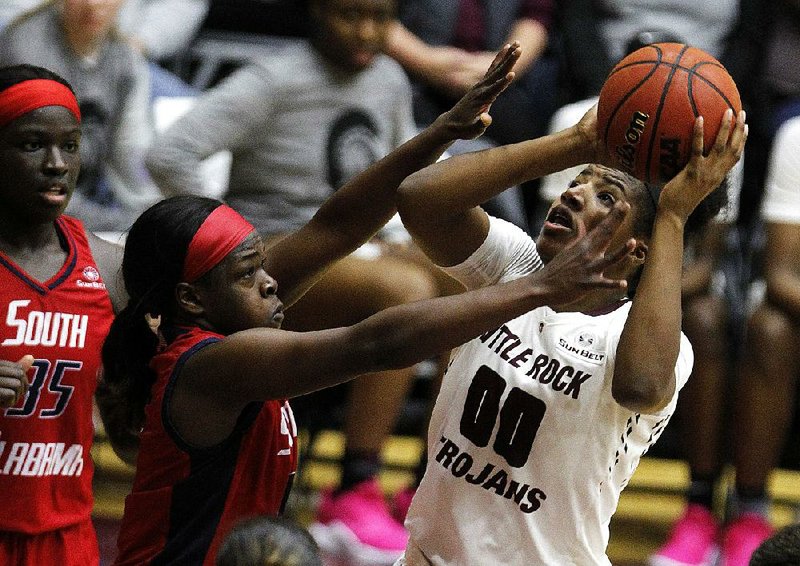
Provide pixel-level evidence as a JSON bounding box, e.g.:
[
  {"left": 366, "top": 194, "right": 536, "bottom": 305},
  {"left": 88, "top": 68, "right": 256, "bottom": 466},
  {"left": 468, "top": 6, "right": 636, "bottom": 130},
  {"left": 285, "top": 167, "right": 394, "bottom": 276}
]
[
  {"left": 630, "top": 239, "right": 648, "bottom": 266},
  {"left": 175, "top": 282, "right": 205, "bottom": 317}
]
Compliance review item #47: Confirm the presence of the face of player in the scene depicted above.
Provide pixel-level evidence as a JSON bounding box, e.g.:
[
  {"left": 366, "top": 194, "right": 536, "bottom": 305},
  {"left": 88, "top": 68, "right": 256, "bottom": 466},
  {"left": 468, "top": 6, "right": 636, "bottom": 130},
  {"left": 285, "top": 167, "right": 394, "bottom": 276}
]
[
  {"left": 0, "top": 106, "right": 81, "bottom": 223},
  {"left": 61, "top": 0, "right": 124, "bottom": 46},
  {"left": 536, "top": 164, "right": 644, "bottom": 273},
  {"left": 311, "top": 0, "right": 395, "bottom": 71},
  {"left": 195, "top": 234, "right": 285, "bottom": 336}
]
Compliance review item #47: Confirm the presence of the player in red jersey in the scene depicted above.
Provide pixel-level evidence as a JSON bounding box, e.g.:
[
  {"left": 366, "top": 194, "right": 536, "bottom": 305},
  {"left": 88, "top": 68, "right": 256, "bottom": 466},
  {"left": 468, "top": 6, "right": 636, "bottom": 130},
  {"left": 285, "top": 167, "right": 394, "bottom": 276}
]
[
  {"left": 0, "top": 65, "right": 125, "bottom": 566},
  {"left": 99, "top": 44, "right": 644, "bottom": 566}
]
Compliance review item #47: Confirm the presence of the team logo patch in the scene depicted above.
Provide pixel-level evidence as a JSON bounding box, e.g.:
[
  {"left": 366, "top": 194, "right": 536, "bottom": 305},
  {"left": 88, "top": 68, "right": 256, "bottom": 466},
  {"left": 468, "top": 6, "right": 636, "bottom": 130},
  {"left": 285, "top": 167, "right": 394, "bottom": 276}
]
[
  {"left": 77, "top": 265, "right": 105, "bottom": 289},
  {"left": 556, "top": 328, "right": 606, "bottom": 364},
  {"left": 82, "top": 266, "right": 100, "bottom": 282}
]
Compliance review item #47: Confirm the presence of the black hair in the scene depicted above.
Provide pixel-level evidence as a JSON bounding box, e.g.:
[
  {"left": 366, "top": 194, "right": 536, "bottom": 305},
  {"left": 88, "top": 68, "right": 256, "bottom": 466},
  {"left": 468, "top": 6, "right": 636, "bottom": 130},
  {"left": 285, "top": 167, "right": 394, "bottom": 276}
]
[
  {"left": 216, "top": 516, "right": 323, "bottom": 566},
  {"left": 98, "top": 196, "right": 223, "bottom": 452},
  {"left": 623, "top": 171, "right": 729, "bottom": 297},
  {"left": 0, "top": 64, "right": 75, "bottom": 95},
  {"left": 749, "top": 523, "right": 800, "bottom": 566}
]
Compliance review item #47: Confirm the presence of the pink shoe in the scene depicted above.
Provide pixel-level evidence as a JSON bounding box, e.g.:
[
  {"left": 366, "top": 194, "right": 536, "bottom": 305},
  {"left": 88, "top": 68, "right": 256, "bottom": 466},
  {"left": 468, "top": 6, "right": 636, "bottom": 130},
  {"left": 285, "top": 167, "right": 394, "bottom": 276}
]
[
  {"left": 648, "top": 504, "right": 720, "bottom": 566},
  {"left": 719, "top": 512, "right": 773, "bottom": 566},
  {"left": 308, "top": 479, "right": 408, "bottom": 566},
  {"left": 392, "top": 487, "right": 416, "bottom": 523}
]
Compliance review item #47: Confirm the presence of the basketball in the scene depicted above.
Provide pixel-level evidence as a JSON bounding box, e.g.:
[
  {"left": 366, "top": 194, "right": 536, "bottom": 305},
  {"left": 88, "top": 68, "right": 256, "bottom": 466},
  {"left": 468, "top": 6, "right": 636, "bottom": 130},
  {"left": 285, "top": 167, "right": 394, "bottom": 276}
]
[{"left": 597, "top": 42, "right": 741, "bottom": 184}]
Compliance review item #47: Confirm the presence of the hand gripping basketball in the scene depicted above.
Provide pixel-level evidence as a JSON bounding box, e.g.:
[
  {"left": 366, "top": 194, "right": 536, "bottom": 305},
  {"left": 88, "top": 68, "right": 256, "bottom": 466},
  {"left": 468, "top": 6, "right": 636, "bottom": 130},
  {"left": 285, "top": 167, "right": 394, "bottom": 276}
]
[{"left": 597, "top": 42, "right": 741, "bottom": 184}]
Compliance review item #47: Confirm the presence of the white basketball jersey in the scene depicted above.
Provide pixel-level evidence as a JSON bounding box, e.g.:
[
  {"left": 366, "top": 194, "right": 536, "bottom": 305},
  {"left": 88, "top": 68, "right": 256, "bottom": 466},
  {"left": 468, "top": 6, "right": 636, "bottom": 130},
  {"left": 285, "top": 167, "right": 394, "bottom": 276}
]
[{"left": 405, "top": 218, "right": 693, "bottom": 566}]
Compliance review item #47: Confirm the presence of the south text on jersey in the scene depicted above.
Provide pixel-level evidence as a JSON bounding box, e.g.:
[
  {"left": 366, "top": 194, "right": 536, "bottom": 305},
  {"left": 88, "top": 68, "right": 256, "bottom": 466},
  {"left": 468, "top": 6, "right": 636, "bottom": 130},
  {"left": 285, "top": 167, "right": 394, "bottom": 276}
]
[{"left": 3, "top": 300, "right": 88, "bottom": 348}]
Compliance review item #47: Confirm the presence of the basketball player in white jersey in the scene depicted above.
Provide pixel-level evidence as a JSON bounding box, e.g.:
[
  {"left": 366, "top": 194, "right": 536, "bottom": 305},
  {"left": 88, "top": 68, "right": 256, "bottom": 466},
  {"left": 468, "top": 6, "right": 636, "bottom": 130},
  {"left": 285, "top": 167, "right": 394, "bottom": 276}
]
[{"left": 393, "top": 107, "right": 747, "bottom": 565}]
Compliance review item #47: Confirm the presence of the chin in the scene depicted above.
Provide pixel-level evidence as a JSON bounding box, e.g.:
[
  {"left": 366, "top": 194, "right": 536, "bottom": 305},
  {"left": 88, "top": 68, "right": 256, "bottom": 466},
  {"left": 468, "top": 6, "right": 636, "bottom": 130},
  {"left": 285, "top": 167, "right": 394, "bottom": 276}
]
[{"left": 534, "top": 236, "right": 558, "bottom": 264}]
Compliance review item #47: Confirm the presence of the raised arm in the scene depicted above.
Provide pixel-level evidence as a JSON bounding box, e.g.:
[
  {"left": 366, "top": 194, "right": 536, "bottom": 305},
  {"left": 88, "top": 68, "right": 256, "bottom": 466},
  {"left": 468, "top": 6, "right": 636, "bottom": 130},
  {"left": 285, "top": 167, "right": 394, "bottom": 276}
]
[
  {"left": 265, "top": 43, "right": 521, "bottom": 308},
  {"left": 397, "top": 106, "right": 602, "bottom": 267},
  {"left": 613, "top": 111, "right": 748, "bottom": 413}
]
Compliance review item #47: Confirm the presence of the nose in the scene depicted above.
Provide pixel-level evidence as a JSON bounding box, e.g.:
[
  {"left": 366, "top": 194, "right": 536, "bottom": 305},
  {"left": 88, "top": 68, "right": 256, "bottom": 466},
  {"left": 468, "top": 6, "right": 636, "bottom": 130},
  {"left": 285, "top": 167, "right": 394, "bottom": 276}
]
[
  {"left": 560, "top": 184, "right": 586, "bottom": 211},
  {"left": 260, "top": 273, "right": 278, "bottom": 298},
  {"left": 44, "top": 145, "right": 68, "bottom": 176}
]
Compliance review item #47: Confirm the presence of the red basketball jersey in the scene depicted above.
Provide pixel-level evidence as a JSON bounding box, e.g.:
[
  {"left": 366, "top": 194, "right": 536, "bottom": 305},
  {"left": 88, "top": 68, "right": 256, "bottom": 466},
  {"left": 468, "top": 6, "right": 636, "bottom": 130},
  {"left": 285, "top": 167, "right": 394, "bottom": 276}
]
[
  {"left": 0, "top": 216, "right": 114, "bottom": 533},
  {"left": 114, "top": 327, "right": 299, "bottom": 566}
]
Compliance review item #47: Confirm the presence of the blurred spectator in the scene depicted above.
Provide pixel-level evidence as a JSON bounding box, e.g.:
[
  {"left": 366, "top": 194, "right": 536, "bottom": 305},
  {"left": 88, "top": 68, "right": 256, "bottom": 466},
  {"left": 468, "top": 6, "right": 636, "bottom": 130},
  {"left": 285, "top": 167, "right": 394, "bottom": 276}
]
[
  {"left": 386, "top": 0, "right": 558, "bottom": 146},
  {"left": 651, "top": 114, "right": 800, "bottom": 566},
  {"left": 556, "top": 0, "right": 739, "bottom": 103},
  {"left": 0, "top": 0, "right": 161, "bottom": 232},
  {"left": 385, "top": 0, "right": 560, "bottom": 228},
  {"left": 727, "top": 115, "right": 800, "bottom": 566},
  {"left": 722, "top": 0, "right": 800, "bottom": 228},
  {"left": 117, "top": 0, "right": 209, "bottom": 61},
  {"left": 145, "top": 0, "right": 457, "bottom": 563},
  {"left": 649, "top": 182, "right": 747, "bottom": 566},
  {"left": 216, "top": 516, "right": 323, "bottom": 566}
]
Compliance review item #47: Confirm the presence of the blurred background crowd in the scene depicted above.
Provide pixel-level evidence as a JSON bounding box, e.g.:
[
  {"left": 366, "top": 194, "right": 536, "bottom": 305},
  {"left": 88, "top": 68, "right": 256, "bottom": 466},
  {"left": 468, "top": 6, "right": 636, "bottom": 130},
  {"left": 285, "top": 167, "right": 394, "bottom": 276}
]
[{"left": 2, "top": 1, "right": 800, "bottom": 565}]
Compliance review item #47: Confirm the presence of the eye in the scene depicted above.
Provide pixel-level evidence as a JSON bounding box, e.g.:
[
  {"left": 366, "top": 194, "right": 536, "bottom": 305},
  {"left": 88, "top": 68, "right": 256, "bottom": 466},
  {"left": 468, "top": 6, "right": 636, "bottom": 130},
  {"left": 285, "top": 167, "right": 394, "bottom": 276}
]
[
  {"left": 21, "top": 140, "right": 43, "bottom": 151},
  {"left": 568, "top": 179, "right": 579, "bottom": 188},
  {"left": 63, "top": 140, "right": 80, "bottom": 153},
  {"left": 598, "top": 191, "right": 616, "bottom": 205}
]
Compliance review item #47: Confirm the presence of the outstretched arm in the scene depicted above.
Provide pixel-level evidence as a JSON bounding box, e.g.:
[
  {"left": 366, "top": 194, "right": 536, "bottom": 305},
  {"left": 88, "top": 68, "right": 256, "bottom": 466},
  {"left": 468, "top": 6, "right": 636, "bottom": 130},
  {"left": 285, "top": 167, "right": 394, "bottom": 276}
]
[
  {"left": 613, "top": 110, "right": 748, "bottom": 413},
  {"left": 265, "top": 44, "right": 521, "bottom": 308},
  {"left": 188, "top": 202, "right": 633, "bottom": 404},
  {"left": 397, "top": 105, "right": 604, "bottom": 267}
]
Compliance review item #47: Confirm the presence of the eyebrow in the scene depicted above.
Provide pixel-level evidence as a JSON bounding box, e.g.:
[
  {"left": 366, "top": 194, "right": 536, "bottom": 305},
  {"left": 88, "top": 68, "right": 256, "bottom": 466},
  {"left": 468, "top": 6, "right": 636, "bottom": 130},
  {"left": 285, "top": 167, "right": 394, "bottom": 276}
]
[
  {"left": 15, "top": 126, "right": 81, "bottom": 136},
  {"left": 600, "top": 173, "right": 627, "bottom": 193}
]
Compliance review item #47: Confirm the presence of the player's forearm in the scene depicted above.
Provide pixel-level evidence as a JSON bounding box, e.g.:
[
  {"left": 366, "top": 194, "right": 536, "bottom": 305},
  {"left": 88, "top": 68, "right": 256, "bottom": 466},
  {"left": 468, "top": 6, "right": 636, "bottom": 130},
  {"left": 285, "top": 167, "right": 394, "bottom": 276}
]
[
  {"left": 614, "top": 212, "right": 685, "bottom": 412},
  {"left": 400, "top": 125, "right": 593, "bottom": 218},
  {"left": 347, "top": 274, "right": 553, "bottom": 372}
]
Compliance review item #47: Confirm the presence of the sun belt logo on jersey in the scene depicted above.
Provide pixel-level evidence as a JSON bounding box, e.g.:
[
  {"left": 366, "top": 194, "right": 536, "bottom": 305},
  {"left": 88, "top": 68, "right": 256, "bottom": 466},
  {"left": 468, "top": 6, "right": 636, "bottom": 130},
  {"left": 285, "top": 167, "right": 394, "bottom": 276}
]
[
  {"left": 76, "top": 265, "right": 105, "bottom": 289},
  {"left": 556, "top": 329, "right": 606, "bottom": 364}
]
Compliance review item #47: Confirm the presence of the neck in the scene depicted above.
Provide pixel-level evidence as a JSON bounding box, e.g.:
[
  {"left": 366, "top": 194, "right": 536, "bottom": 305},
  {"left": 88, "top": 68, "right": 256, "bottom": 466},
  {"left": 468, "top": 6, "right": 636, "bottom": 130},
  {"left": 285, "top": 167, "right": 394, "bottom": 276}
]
[
  {"left": 0, "top": 216, "right": 60, "bottom": 254},
  {"left": 63, "top": 26, "right": 105, "bottom": 58},
  {"left": 551, "top": 288, "right": 629, "bottom": 315}
]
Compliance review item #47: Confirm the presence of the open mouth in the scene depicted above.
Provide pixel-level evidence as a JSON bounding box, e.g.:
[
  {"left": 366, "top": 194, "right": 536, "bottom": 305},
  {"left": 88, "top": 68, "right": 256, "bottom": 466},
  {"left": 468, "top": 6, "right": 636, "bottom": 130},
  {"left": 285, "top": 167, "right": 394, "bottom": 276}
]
[
  {"left": 545, "top": 205, "right": 574, "bottom": 230},
  {"left": 38, "top": 184, "right": 69, "bottom": 205}
]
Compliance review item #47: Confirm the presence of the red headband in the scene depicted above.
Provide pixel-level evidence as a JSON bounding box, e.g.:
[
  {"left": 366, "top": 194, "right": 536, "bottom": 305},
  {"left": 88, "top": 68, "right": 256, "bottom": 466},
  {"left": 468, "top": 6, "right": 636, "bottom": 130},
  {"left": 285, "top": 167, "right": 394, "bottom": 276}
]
[
  {"left": 0, "top": 79, "right": 81, "bottom": 129},
  {"left": 182, "top": 205, "right": 256, "bottom": 282}
]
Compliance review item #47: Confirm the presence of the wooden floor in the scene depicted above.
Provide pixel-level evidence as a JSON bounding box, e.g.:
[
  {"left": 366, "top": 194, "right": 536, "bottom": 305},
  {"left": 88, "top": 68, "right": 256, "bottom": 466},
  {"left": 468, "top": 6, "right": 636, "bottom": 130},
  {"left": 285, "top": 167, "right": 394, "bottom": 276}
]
[{"left": 92, "top": 430, "right": 800, "bottom": 565}]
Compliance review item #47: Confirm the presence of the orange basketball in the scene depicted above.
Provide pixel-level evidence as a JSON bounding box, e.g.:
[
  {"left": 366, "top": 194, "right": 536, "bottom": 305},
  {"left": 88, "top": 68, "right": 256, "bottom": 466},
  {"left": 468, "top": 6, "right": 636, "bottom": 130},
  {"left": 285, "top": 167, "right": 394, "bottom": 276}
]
[{"left": 597, "top": 42, "right": 741, "bottom": 184}]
